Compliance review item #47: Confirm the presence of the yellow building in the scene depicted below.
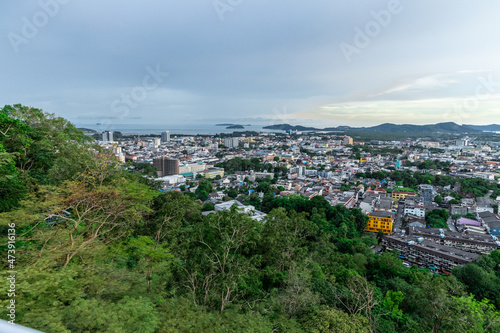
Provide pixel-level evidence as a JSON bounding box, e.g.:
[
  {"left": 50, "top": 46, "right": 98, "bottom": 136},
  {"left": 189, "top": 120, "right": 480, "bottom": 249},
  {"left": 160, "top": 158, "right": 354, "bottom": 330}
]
[
  {"left": 204, "top": 168, "right": 224, "bottom": 179},
  {"left": 391, "top": 191, "right": 415, "bottom": 201},
  {"left": 365, "top": 211, "right": 393, "bottom": 234}
]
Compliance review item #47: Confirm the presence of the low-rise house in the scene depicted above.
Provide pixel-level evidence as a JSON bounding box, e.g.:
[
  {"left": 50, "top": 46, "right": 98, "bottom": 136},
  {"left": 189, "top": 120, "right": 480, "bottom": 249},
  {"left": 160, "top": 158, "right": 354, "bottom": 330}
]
[
  {"left": 406, "top": 215, "right": 426, "bottom": 228},
  {"left": 359, "top": 195, "right": 377, "bottom": 214},
  {"left": 479, "top": 211, "right": 500, "bottom": 236},
  {"left": 456, "top": 217, "right": 481, "bottom": 228},
  {"left": 374, "top": 197, "right": 393, "bottom": 213},
  {"left": 214, "top": 200, "right": 267, "bottom": 221},
  {"left": 476, "top": 197, "right": 496, "bottom": 214}
]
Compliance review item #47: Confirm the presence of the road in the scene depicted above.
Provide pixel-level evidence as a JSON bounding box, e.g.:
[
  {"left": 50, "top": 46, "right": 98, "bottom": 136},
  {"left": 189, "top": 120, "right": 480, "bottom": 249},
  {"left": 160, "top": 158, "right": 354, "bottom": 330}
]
[
  {"left": 446, "top": 217, "right": 457, "bottom": 232},
  {"left": 393, "top": 201, "right": 404, "bottom": 233}
]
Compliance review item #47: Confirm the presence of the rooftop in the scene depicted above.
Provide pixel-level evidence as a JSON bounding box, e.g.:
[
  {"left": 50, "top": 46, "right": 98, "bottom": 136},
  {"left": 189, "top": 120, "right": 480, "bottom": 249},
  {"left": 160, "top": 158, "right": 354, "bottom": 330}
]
[{"left": 369, "top": 211, "right": 393, "bottom": 218}]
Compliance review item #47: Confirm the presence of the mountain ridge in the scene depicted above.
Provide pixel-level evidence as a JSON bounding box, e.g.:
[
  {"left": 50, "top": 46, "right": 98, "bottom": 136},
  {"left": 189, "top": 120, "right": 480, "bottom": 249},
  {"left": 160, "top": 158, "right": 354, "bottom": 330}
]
[{"left": 263, "top": 122, "right": 489, "bottom": 133}]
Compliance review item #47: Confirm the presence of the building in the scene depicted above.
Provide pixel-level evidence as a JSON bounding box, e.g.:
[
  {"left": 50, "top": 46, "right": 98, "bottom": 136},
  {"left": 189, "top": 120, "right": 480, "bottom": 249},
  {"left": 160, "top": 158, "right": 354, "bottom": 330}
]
[
  {"left": 405, "top": 227, "right": 498, "bottom": 254},
  {"left": 290, "top": 166, "right": 306, "bottom": 177},
  {"left": 157, "top": 174, "right": 186, "bottom": 185},
  {"left": 223, "top": 137, "right": 239, "bottom": 148},
  {"left": 391, "top": 191, "right": 415, "bottom": 202},
  {"left": 204, "top": 167, "right": 224, "bottom": 179},
  {"left": 406, "top": 216, "right": 426, "bottom": 228},
  {"left": 455, "top": 139, "right": 469, "bottom": 147},
  {"left": 277, "top": 154, "right": 294, "bottom": 161},
  {"left": 451, "top": 204, "right": 473, "bottom": 216},
  {"left": 213, "top": 200, "right": 267, "bottom": 221},
  {"left": 479, "top": 211, "right": 500, "bottom": 236},
  {"left": 456, "top": 217, "right": 482, "bottom": 228},
  {"left": 153, "top": 137, "right": 161, "bottom": 147},
  {"left": 404, "top": 205, "right": 426, "bottom": 218},
  {"left": 254, "top": 172, "right": 274, "bottom": 180},
  {"left": 161, "top": 131, "right": 170, "bottom": 143},
  {"left": 476, "top": 197, "right": 496, "bottom": 214},
  {"left": 383, "top": 235, "right": 481, "bottom": 271},
  {"left": 179, "top": 162, "right": 207, "bottom": 174},
  {"left": 360, "top": 195, "right": 377, "bottom": 214},
  {"left": 374, "top": 197, "right": 393, "bottom": 213},
  {"left": 102, "top": 131, "right": 113, "bottom": 143},
  {"left": 419, "top": 184, "right": 435, "bottom": 203},
  {"left": 153, "top": 157, "right": 179, "bottom": 177},
  {"left": 343, "top": 136, "right": 353, "bottom": 145},
  {"left": 403, "top": 196, "right": 426, "bottom": 217},
  {"left": 365, "top": 211, "right": 393, "bottom": 234},
  {"left": 420, "top": 141, "right": 440, "bottom": 148}
]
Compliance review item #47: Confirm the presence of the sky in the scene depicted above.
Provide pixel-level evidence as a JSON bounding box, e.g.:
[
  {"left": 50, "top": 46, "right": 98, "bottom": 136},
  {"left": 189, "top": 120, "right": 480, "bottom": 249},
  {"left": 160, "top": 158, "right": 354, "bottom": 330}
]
[{"left": 1, "top": 0, "right": 500, "bottom": 128}]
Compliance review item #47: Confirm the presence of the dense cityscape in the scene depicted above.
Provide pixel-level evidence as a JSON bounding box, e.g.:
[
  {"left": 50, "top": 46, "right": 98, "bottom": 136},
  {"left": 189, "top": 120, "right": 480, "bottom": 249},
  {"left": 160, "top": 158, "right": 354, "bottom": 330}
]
[{"left": 98, "top": 128, "right": 500, "bottom": 273}]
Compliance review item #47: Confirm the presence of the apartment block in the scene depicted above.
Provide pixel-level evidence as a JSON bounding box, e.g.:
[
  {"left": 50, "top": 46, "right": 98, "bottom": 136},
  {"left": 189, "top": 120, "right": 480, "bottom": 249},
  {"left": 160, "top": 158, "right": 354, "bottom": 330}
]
[
  {"left": 365, "top": 211, "right": 393, "bottom": 234},
  {"left": 391, "top": 191, "right": 415, "bottom": 201},
  {"left": 383, "top": 235, "right": 481, "bottom": 271},
  {"left": 153, "top": 157, "right": 179, "bottom": 177}
]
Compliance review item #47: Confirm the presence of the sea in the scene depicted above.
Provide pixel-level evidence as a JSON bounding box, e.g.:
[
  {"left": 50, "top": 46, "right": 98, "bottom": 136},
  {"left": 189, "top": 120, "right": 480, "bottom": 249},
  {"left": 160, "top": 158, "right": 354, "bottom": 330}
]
[{"left": 75, "top": 123, "right": 279, "bottom": 136}]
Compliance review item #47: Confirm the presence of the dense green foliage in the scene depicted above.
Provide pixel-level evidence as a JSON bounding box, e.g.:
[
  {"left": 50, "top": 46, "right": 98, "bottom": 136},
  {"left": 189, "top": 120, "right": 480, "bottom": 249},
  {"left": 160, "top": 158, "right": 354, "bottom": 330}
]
[
  {"left": 2, "top": 106, "right": 500, "bottom": 332},
  {"left": 426, "top": 209, "right": 450, "bottom": 229}
]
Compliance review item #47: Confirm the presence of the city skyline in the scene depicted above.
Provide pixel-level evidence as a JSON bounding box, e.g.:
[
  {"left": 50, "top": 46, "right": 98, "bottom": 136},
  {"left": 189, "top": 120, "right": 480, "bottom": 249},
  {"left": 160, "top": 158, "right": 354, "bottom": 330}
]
[{"left": 2, "top": 1, "right": 500, "bottom": 128}]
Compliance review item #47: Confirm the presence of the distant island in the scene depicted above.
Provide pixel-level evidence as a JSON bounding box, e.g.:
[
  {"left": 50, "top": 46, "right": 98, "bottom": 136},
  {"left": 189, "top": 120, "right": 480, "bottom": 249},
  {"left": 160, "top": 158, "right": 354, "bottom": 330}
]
[
  {"left": 216, "top": 123, "right": 251, "bottom": 127},
  {"left": 226, "top": 125, "right": 245, "bottom": 129}
]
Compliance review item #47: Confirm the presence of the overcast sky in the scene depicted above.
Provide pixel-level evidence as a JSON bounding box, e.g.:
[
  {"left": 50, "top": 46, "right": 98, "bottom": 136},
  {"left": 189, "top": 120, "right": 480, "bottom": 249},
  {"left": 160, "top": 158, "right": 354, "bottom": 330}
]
[{"left": 2, "top": 0, "right": 500, "bottom": 127}]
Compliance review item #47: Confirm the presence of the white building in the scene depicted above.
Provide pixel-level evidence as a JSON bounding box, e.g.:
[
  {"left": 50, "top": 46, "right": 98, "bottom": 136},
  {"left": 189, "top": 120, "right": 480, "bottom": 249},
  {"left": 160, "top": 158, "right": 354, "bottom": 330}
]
[
  {"left": 223, "top": 137, "right": 239, "bottom": 148},
  {"left": 154, "top": 137, "right": 161, "bottom": 147},
  {"left": 214, "top": 200, "right": 267, "bottom": 221},
  {"left": 157, "top": 175, "right": 186, "bottom": 185},
  {"left": 404, "top": 206, "right": 426, "bottom": 218}
]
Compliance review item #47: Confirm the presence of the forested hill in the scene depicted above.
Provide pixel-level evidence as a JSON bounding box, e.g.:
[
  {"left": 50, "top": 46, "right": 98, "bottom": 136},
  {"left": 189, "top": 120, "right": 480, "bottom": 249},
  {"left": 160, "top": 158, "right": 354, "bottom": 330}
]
[
  {"left": 2, "top": 104, "right": 500, "bottom": 332},
  {"left": 263, "top": 122, "right": 482, "bottom": 133}
]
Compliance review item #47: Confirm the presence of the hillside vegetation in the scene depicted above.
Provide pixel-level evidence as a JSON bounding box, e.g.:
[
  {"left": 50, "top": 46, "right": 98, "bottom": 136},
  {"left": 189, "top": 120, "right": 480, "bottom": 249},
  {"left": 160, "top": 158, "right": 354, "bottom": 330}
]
[{"left": 1, "top": 105, "right": 500, "bottom": 332}]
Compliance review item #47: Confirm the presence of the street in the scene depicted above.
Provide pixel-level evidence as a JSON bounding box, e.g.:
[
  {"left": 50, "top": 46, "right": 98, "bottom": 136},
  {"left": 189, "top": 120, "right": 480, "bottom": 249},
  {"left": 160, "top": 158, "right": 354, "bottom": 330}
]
[{"left": 393, "top": 201, "right": 404, "bottom": 233}]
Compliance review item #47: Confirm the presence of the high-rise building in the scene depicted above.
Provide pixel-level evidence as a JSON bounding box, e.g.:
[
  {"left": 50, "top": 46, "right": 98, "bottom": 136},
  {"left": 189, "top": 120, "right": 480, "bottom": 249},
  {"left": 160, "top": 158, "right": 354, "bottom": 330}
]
[
  {"left": 161, "top": 131, "right": 170, "bottom": 143},
  {"left": 419, "top": 184, "right": 435, "bottom": 203},
  {"left": 343, "top": 136, "right": 353, "bottom": 145},
  {"left": 223, "top": 137, "right": 239, "bottom": 148},
  {"left": 102, "top": 131, "right": 113, "bottom": 143},
  {"left": 153, "top": 157, "right": 179, "bottom": 177},
  {"left": 154, "top": 137, "right": 161, "bottom": 147}
]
